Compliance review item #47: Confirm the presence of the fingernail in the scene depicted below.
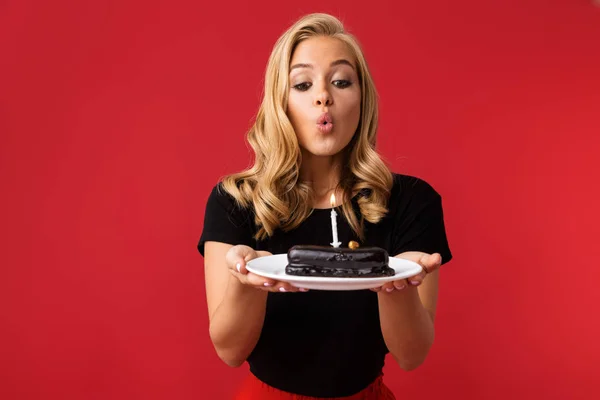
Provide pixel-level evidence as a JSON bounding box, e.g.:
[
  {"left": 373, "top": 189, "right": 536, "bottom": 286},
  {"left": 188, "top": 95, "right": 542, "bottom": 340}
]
[
  {"left": 386, "top": 287, "right": 394, "bottom": 292},
  {"left": 299, "top": 288, "right": 308, "bottom": 292},
  {"left": 236, "top": 263, "right": 241, "bottom": 272},
  {"left": 410, "top": 280, "right": 420, "bottom": 286},
  {"left": 395, "top": 284, "right": 406, "bottom": 290},
  {"left": 263, "top": 282, "right": 272, "bottom": 287},
  {"left": 279, "top": 287, "right": 287, "bottom": 292}
]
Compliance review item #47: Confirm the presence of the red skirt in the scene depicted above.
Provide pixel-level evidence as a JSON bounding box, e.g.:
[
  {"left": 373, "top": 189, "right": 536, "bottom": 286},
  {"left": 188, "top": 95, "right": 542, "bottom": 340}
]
[{"left": 234, "top": 373, "right": 396, "bottom": 400}]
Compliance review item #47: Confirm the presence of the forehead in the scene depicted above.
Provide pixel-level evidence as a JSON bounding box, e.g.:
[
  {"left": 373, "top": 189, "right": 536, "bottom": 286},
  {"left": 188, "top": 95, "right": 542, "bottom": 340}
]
[{"left": 290, "top": 36, "right": 355, "bottom": 67}]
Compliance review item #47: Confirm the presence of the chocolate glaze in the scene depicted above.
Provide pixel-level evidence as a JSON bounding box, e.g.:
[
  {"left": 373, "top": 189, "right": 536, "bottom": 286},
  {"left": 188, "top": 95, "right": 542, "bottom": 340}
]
[{"left": 286, "top": 245, "right": 395, "bottom": 277}]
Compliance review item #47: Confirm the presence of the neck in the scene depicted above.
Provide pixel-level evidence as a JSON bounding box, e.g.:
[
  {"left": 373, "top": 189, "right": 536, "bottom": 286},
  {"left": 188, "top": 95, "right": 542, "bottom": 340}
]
[{"left": 299, "top": 150, "right": 345, "bottom": 208}]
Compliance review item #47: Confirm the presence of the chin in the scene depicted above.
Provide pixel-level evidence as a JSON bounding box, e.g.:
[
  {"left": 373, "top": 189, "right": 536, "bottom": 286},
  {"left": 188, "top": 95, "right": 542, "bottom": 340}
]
[
  {"left": 304, "top": 147, "right": 342, "bottom": 157},
  {"left": 298, "top": 135, "right": 353, "bottom": 158}
]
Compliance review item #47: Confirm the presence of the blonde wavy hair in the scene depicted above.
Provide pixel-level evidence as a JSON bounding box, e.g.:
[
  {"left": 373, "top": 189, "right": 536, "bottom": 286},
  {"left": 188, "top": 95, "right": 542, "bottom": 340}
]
[{"left": 221, "top": 13, "right": 393, "bottom": 241}]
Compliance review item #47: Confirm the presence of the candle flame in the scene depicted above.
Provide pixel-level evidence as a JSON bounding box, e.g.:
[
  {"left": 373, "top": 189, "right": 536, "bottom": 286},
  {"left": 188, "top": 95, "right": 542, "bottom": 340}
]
[{"left": 330, "top": 193, "right": 336, "bottom": 207}]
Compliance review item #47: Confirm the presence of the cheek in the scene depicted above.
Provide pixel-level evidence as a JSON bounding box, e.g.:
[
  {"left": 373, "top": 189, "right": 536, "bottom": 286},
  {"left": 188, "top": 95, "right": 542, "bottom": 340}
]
[
  {"left": 350, "top": 99, "right": 361, "bottom": 118},
  {"left": 351, "top": 91, "right": 362, "bottom": 112},
  {"left": 341, "top": 94, "right": 361, "bottom": 126},
  {"left": 286, "top": 96, "right": 305, "bottom": 127},
  {"left": 286, "top": 98, "right": 310, "bottom": 146}
]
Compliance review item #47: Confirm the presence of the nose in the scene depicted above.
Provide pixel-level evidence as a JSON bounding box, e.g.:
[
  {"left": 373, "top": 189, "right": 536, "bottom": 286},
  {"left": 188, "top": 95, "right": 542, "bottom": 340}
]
[{"left": 313, "top": 84, "right": 333, "bottom": 107}]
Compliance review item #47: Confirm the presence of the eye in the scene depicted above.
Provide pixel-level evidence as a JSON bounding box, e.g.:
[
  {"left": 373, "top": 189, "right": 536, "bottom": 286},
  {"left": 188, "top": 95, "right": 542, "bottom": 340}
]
[
  {"left": 292, "top": 82, "right": 312, "bottom": 91},
  {"left": 333, "top": 80, "right": 352, "bottom": 88}
]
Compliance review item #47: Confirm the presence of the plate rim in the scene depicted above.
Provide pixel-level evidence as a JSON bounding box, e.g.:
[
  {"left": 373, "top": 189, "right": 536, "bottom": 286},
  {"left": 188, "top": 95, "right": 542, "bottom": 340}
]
[{"left": 245, "top": 253, "right": 422, "bottom": 284}]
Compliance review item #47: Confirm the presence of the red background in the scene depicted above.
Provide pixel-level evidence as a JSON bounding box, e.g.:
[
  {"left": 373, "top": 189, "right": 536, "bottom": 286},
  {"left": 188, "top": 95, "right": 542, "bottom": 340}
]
[{"left": 1, "top": 1, "right": 599, "bottom": 399}]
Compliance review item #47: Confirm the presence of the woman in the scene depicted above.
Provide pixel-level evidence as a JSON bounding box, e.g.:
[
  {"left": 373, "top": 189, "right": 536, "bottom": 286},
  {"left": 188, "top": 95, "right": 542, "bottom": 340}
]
[{"left": 198, "top": 13, "right": 452, "bottom": 399}]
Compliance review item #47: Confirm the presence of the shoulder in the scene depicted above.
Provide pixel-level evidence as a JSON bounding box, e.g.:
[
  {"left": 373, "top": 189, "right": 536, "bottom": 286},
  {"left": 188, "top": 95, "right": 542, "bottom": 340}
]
[
  {"left": 386, "top": 173, "right": 445, "bottom": 224},
  {"left": 390, "top": 173, "right": 442, "bottom": 203},
  {"left": 205, "top": 181, "right": 254, "bottom": 222},
  {"left": 206, "top": 182, "right": 234, "bottom": 208},
  {"left": 387, "top": 173, "right": 453, "bottom": 264},
  {"left": 199, "top": 181, "right": 256, "bottom": 255}
]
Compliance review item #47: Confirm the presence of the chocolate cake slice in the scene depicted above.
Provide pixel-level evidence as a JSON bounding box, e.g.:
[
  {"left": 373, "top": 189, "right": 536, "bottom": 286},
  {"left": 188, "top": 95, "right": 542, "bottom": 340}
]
[{"left": 285, "top": 245, "right": 395, "bottom": 277}]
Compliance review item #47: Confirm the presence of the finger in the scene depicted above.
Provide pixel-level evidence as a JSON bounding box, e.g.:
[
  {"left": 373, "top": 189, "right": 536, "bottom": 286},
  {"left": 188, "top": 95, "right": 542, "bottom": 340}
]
[
  {"left": 422, "top": 253, "right": 442, "bottom": 274},
  {"left": 236, "top": 260, "right": 248, "bottom": 274},
  {"left": 409, "top": 253, "right": 442, "bottom": 286},
  {"left": 408, "top": 256, "right": 427, "bottom": 285},
  {"left": 228, "top": 268, "right": 248, "bottom": 283},
  {"left": 408, "top": 268, "right": 427, "bottom": 285},
  {"left": 408, "top": 275, "right": 424, "bottom": 286},
  {"left": 229, "top": 270, "right": 275, "bottom": 289},
  {"left": 395, "top": 252, "right": 441, "bottom": 270},
  {"left": 393, "top": 280, "right": 407, "bottom": 291},
  {"left": 236, "top": 250, "right": 257, "bottom": 275},
  {"left": 239, "top": 249, "right": 274, "bottom": 274},
  {"left": 225, "top": 245, "right": 254, "bottom": 274},
  {"left": 245, "top": 272, "right": 276, "bottom": 288},
  {"left": 275, "top": 281, "right": 302, "bottom": 293},
  {"left": 427, "top": 253, "right": 442, "bottom": 273},
  {"left": 394, "top": 251, "right": 428, "bottom": 263},
  {"left": 380, "top": 282, "right": 396, "bottom": 293}
]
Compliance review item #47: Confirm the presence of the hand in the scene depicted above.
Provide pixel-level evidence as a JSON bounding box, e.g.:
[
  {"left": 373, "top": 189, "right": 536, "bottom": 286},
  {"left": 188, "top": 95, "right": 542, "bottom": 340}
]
[
  {"left": 371, "top": 251, "right": 442, "bottom": 293},
  {"left": 226, "top": 245, "right": 308, "bottom": 293}
]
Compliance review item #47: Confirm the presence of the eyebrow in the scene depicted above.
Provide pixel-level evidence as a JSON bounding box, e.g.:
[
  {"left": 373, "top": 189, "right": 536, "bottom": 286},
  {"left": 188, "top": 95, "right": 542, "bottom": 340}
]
[{"left": 290, "top": 59, "right": 355, "bottom": 72}]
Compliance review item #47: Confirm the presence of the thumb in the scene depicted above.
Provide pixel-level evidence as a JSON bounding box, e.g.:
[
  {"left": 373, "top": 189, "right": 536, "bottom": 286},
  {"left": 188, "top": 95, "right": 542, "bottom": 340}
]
[
  {"left": 226, "top": 245, "right": 256, "bottom": 275},
  {"left": 395, "top": 251, "right": 427, "bottom": 264},
  {"left": 421, "top": 253, "right": 442, "bottom": 274},
  {"left": 395, "top": 251, "right": 441, "bottom": 274}
]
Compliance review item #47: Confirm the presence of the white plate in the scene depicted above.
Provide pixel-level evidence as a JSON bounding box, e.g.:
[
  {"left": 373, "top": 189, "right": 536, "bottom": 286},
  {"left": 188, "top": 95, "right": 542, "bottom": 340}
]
[{"left": 245, "top": 254, "right": 422, "bottom": 291}]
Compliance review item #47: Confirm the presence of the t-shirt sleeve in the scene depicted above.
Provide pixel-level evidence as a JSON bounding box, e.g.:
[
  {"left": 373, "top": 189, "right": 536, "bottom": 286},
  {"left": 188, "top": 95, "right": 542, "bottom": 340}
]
[
  {"left": 197, "top": 183, "right": 255, "bottom": 257},
  {"left": 391, "top": 179, "right": 453, "bottom": 265}
]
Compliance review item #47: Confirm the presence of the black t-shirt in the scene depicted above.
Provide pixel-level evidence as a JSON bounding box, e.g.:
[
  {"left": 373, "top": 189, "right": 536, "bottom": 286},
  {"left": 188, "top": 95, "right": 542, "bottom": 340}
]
[{"left": 197, "top": 173, "right": 453, "bottom": 397}]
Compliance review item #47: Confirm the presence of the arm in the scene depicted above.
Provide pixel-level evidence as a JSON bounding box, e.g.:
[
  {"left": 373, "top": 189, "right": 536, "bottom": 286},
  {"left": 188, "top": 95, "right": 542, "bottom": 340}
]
[
  {"left": 204, "top": 241, "right": 269, "bottom": 367},
  {"left": 204, "top": 241, "right": 301, "bottom": 367},
  {"left": 378, "top": 253, "right": 441, "bottom": 371}
]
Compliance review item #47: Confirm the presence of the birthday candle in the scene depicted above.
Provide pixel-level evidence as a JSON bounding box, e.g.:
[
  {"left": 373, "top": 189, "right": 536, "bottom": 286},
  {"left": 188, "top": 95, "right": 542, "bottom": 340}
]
[{"left": 330, "top": 193, "right": 341, "bottom": 248}]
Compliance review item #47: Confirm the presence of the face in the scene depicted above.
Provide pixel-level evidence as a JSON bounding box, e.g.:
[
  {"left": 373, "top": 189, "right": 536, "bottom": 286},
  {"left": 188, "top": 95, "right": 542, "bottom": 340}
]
[{"left": 287, "top": 36, "right": 361, "bottom": 157}]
